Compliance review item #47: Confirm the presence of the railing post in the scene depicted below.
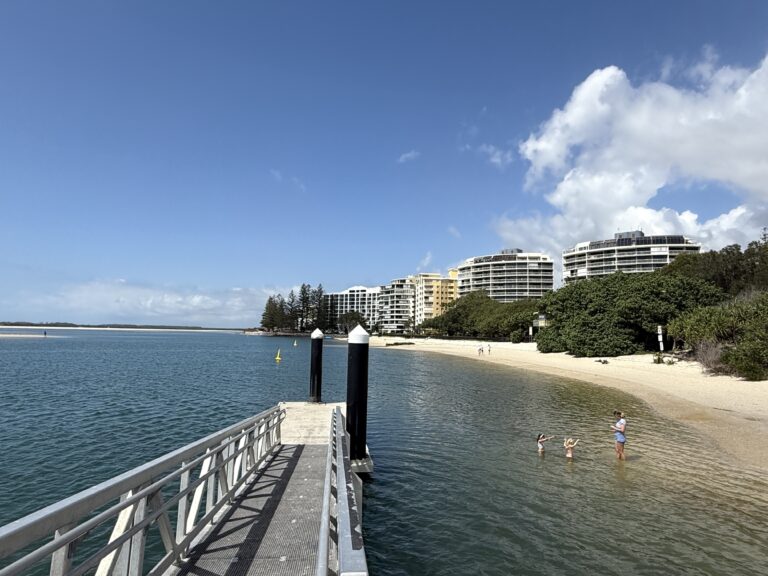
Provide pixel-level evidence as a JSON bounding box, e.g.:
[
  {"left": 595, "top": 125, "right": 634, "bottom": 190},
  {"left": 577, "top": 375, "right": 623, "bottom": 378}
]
[
  {"left": 49, "top": 524, "right": 76, "bottom": 576},
  {"left": 310, "top": 329, "right": 324, "bottom": 402},
  {"left": 346, "top": 325, "right": 372, "bottom": 470}
]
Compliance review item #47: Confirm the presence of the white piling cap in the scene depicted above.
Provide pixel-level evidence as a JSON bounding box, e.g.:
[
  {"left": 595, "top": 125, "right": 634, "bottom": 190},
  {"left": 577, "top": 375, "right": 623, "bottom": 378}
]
[
  {"left": 348, "top": 324, "right": 369, "bottom": 344},
  {"left": 311, "top": 328, "right": 324, "bottom": 339}
]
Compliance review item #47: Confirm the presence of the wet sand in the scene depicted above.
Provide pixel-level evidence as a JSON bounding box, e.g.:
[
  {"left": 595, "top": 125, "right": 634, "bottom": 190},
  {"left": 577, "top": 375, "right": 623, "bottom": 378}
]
[{"left": 371, "top": 337, "right": 768, "bottom": 471}]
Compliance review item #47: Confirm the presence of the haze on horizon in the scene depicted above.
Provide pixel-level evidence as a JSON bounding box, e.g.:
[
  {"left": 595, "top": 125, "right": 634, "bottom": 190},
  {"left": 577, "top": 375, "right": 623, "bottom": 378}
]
[{"left": 1, "top": 1, "right": 767, "bottom": 328}]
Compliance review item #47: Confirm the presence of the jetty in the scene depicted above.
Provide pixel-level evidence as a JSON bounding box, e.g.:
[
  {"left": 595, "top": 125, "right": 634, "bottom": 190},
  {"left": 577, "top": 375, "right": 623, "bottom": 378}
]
[{"left": 0, "top": 328, "right": 373, "bottom": 576}]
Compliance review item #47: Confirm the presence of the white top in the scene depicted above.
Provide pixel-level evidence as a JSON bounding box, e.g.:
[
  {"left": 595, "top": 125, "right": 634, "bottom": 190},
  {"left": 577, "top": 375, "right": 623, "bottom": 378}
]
[
  {"left": 348, "top": 324, "right": 370, "bottom": 344},
  {"left": 311, "top": 328, "right": 324, "bottom": 339}
]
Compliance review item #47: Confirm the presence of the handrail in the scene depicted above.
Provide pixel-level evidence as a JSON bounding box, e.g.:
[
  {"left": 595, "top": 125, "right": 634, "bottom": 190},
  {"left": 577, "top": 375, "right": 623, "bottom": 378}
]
[
  {"left": 314, "top": 410, "right": 335, "bottom": 576},
  {"left": 0, "top": 406, "right": 285, "bottom": 576},
  {"left": 315, "top": 408, "right": 368, "bottom": 576}
]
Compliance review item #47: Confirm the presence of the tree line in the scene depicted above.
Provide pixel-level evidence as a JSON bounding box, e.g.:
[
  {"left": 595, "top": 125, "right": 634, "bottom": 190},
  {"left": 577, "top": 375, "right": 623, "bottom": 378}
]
[
  {"left": 423, "top": 229, "right": 767, "bottom": 380},
  {"left": 260, "top": 283, "right": 329, "bottom": 333}
]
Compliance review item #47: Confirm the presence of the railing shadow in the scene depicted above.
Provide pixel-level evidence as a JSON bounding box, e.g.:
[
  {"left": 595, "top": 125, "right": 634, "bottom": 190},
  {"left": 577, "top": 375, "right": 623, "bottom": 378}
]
[{"left": 174, "top": 445, "right": 304, "bottom": 576}]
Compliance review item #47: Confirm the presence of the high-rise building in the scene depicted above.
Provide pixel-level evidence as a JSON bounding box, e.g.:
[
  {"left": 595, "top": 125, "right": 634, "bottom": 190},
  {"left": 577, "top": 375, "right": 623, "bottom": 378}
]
[
  {"left": 562, "top": 231, "right": 701, "bottom": 284},
  {"left": 323, "top": 286, "right": 380, "bottom": 331},
  {"left": 457, "top": 249, "right": 554, "bottom": 302},
  {"left": 412, "top": 270, "right": 458, "bottom": 326},
  {"left": 377, "top": 277, "right": 415, "bottom": 334}
]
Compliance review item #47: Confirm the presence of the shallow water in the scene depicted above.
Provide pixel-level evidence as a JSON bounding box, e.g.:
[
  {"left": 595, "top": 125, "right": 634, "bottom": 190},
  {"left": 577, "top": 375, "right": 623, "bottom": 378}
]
[{"left": 1, "top": 330, "right": 766, "bottom": 575}]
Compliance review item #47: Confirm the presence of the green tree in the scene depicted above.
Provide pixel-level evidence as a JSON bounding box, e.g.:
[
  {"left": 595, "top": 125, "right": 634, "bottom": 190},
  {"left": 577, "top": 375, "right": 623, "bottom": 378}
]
[
  {"left": 299, "top": 283, "right": 312, "bottom": 331},
  {"left": 260, "top": 296, "right": 280, "bottom": 331},
  {"left": 286, "top": 290, "right": 299, "bottom": 331},
  {"left": 537, "top": 272, "right": 723, "bottom": 357},
  {"left": 669, "top": 291, "right": 768, "bottom": 380},
  {"left": 310, "top": 284, "right": 327, "bottom": 330},
  {"left": 338, "top": 311, "right": 368, "bottom": 334}
]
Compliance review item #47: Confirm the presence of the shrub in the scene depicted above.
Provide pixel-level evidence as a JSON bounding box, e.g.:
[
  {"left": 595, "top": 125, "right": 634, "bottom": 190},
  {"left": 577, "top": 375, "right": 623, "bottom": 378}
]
[{"left": 536, "top": 327, "right": 567, "bottom": 353}]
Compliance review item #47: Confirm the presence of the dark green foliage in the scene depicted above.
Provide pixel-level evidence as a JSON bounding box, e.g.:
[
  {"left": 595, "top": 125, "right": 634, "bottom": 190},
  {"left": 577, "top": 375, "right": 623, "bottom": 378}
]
[
  {"left": 535, "top": 327, "right": 567, "bottom": 353},
  {"left": 338, "top": 311, "right": 368, "bottom": 333},
  {"left": 669, "top": 291, "right": 768, "bottom": 380},
  {"left": 662, "top": 229, "right": 768, "bottom": 296},
  {"left": 537, "top": 272, "right": 724, "bottom": 357},
  {"left": 260, "top": 284, "right": 329, "bottom": 332},
  {"left": 421, "top": 291, "right": 539, "bottom": 340}
]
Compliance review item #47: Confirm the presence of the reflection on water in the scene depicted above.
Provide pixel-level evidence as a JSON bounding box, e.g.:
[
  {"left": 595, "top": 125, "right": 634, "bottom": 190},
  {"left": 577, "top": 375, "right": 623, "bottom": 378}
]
[
  {"left": 1, "top": 332, "right": 766, "bottom": 575},
  {"left": 364, "top": 351, "right": 768, "bottom": 576}
]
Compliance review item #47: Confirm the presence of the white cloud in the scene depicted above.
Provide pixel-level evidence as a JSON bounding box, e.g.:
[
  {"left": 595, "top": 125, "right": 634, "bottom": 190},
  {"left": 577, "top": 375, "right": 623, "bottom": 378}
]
[
  {"left": 448, "top": 226, "right": 462, "bottom": 239},
  {"left": 478, "top": 143, "right": 515, "bottom": 170},
  {"left": 497, "top": 48, "right": 768, "bottom": 283},
  {"left": 32, "top": 280, "right": 275, "bottom": 327},
  {"left": 416, "top": 251, "right": 433, "bottom": 272},
  {"left": 291, "top": 176, "right": 307, "bottom": 193},
  {"left": 397, "top": 150, "right": 421, "bottom": 164},
  {"left": 269, "top": 169, "right": 283, "bottom": 182}
]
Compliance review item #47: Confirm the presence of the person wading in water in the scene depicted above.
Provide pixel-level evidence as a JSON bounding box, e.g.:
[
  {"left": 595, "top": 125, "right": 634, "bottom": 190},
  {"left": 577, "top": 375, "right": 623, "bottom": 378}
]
[{"left": 611, "top": 410, "right": 627, "bottom": 460}]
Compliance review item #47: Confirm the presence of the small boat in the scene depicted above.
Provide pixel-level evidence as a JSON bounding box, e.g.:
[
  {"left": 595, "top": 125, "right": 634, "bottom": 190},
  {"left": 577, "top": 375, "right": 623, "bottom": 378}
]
[
  {"left": 275, "top": 348, "right": 281, "bottom": 363},
  {"left": 293, "top": 339, "right": 297, "bottom": 347}
]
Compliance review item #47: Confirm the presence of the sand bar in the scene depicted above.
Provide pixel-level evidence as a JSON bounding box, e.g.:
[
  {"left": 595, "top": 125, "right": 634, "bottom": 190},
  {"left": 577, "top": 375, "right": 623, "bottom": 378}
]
[{"left": 371, "top": 337, "right": 768, "bottom": 471}]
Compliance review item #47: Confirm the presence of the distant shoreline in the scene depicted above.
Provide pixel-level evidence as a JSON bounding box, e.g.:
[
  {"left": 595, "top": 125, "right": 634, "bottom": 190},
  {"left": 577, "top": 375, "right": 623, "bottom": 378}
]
[
  {"left": 0, "top": 325, "right": 242, "bottom": 336},
  {"left": 371, "top": 337, "right": 768, "bottom": 473}
]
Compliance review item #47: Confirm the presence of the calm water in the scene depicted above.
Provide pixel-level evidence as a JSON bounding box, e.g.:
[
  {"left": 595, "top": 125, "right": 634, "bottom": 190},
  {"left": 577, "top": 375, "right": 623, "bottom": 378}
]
[{"left": 1, "top": 330, "right": 766, "bottom": 575}]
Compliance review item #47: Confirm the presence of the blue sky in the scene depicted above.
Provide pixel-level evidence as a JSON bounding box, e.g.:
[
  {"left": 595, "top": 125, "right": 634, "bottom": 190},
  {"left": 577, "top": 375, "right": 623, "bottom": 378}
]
[{"left": 2, "top": 1, "right": 767, "bottom": 327}]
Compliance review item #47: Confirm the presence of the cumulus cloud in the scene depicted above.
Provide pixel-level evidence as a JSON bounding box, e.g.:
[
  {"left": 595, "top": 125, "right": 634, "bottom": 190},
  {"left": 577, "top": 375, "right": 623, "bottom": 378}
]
[
  {"left": 397, "top": 150, "right": 421, "bottom": 164},
  {"left": 497, "top": 48, "right": 768, "bottom": 280},
  {"left": 416, "top": 251, "right": 433, "bottom": 272},
  {"left": 32, "top": 280, "right": 274, "bottom": 327}
]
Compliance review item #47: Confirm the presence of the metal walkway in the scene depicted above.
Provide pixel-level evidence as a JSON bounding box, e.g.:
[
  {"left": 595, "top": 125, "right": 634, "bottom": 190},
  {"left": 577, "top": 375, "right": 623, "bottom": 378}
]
[
  {"left": 0, "top": 403, "right": 368, "bottom": 576},
  {"left": 171, "top": 444, "right": 326, "bottom": 576}
]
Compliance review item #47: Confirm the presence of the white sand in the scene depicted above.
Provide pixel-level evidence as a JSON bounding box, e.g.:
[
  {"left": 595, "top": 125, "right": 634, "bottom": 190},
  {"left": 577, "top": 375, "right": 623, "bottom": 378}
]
[{"left": 371, "top": 337, "right": 768, "bottom": 471}]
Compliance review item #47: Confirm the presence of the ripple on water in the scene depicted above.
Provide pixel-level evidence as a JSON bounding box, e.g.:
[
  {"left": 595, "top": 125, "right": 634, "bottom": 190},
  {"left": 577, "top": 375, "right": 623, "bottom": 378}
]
[
  {"left": 364, "top": 349, "right": 768, "bottom": 576},
  {"left": 2, "top": 334, "right": 767, "bottom": 576}
]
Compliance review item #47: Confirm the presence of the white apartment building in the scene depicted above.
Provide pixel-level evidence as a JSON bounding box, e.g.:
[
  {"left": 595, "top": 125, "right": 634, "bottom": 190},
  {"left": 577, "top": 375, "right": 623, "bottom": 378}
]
[
  {"left": 562, "top": 231, "right": 701, "bottom": 284},
  {"left": 377, "top": 277, "right": 415, "bottom": 334},
  {"left": 457, "top": 249, "right": 554, "bottom": 302},
  {"left": 323, "top": 286, "right": 381, "bottom": 331},
  {"left": 412, "top": 270, "right": 458, "bottom": 326}
]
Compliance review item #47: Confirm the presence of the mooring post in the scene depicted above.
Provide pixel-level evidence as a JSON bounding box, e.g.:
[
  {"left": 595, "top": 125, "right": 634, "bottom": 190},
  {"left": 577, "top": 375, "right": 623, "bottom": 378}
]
[
  {"left": 346, "top": 325, "right": 373, "bottom": 472},
  {"left": 310, "top": 328, "right": 324, "bottom": 402}
]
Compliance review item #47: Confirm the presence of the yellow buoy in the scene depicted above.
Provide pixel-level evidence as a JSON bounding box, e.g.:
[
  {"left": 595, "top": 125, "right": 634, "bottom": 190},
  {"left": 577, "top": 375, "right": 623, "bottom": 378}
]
[{"left": 275, "top": 348, "right": 281, "bottom": 363}]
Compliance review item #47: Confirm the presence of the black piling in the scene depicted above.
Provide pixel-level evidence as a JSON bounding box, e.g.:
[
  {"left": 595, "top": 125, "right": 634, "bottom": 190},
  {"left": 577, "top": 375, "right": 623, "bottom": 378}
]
[
  {"left": 346, "top": 324, "right": 369, "bottom": 461},
  {"left": 310, "top": 329, "right": 324, "bottom": 402}
]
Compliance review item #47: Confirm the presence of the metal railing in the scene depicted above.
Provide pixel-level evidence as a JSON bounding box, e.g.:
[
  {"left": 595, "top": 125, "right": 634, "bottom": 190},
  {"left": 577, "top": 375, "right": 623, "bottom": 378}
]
[
  {"left": 0, "top": 406, "right": 285, "bottom": 576},
  {"left": 315, "top": 408, "right": 368, "bottom": 576}
]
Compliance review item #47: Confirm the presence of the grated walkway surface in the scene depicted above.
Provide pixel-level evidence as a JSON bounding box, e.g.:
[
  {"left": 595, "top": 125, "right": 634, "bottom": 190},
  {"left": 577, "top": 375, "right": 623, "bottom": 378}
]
[{"left": 172, "top": 443, "right": 328, "bottom": 576}]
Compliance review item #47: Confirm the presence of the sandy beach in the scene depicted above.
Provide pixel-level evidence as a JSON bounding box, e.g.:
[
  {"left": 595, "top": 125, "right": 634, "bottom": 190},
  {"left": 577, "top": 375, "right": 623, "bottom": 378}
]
[{"left": 371, "top": 337, "right": 768, "bottom": 471}]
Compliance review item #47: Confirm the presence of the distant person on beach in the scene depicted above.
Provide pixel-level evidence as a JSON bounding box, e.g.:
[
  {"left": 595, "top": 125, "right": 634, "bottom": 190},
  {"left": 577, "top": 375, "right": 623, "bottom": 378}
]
[
  {"left": 478, "top": 345, "right": 484, "bottom": 355},
  {"left": 537, "top": 433, "right": 554, "bottom": 453},
  {"left": 563, "top": 437, "right": 579, "bottom": 459},
  {"left": 487, "top": 344, "right": 491, "bottom": 355},
  {"left": 611, "top": 411, "right": 627, "bottom": 460}
]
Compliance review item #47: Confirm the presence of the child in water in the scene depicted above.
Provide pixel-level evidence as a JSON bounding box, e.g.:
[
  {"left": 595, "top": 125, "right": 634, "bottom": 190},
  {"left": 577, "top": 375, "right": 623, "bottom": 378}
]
[
  {"left": 563, "top": 437, "right": 580, "bottom": 459},
  {"left": 536, "top": 433, "right": 555, "bottom": 453}
]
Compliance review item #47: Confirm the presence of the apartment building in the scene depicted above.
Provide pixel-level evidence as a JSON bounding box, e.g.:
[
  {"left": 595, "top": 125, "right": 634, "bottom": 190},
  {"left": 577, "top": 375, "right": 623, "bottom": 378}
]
[
  {"left": 377, "top": 277, "right": 415, "bottom": 334},
  {"left": 457, "top": 249, "right": 554, "bottom": 302},
  {"left": 562, "top": 231, "right": 701, "bottom": 284},
  {"left": 323, "top": 285, "right": 381, "bottom": 331},
  {"left": 412, "top": 270, "right": 459, "bottom": 326}
]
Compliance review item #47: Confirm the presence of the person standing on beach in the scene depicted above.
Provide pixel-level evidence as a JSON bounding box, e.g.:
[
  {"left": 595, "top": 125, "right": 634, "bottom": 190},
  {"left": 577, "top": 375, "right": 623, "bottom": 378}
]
[
  {"left": 487, "top": 344, "right": 491, "bottom": 355},
  {"left": 611, "top": 411, "right": 627, "bottom": 460}
]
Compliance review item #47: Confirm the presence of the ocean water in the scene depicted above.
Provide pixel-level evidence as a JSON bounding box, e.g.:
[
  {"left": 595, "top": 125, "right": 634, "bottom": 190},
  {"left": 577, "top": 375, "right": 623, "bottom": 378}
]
[{"left": 1, "top": 330, "right": 766, "bottom": 575}]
